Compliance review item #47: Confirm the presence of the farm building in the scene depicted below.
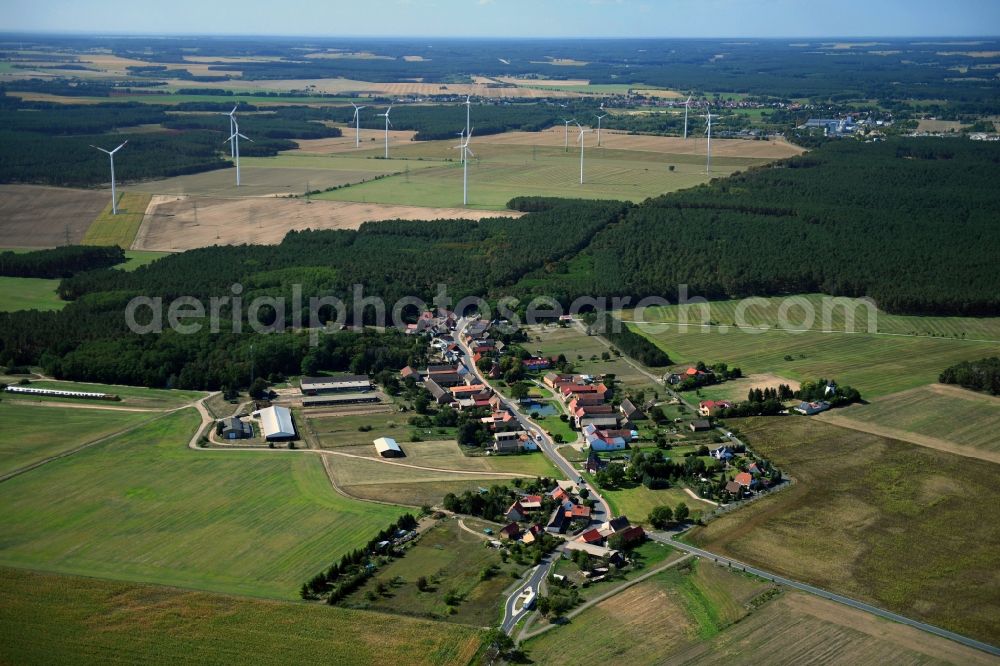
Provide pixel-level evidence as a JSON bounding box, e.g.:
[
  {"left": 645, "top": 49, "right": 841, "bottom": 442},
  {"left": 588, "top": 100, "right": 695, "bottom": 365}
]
[
  {"left": 5, "top": 385, "right": 113, "bottom": 400},
  {"left": 219, "top": 417, "right": 252, "bottom": 440},
  {"left": 689, "top": 419, "right": 712, "bottom": 432},
  {"left": 301, "top": 393, "right": 380, "bottom": 407},
  {"left": 253, "top": 405, "right": 296, "bottom": 441},
  {"left": 300, "top": 374, "right": 372, "bottom": 395},
  {"left": 373, "top": 437, "right": 404, "bottom": 457},
  {"left": 794, "top": 400, "right": 831, "bottom": 415},
  {"left": 619, "top": 398, "right": 646, "bottom": 421},
  {"left": 563, "top": 540, "right": 622, "bottom": 564}
]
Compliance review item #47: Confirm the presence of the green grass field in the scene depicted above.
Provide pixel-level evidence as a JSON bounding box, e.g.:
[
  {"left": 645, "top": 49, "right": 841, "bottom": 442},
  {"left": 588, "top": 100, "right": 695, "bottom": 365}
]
[
  {"left": 118, "top": 250, "right": 169, "bottom": 271},
  {"left": 524, "top": 559, "right": 773, "bottom": 664},
  {"left": 0, "top": 276, "right": 65, "bottom": 312},
  {"left": 0, "top": 402, "right": 152, "bottom": 476},
  {"left": 586, "top": 474, "right": 708, "bottom": 524},
  {"left": 22, "top": 379, "right": 205, "bottom": 409},
  {"left": 341, "top": 518, "right": 523, "bottom": 626},
  {"left": 832, "top": 384, "right": 1000, "bottom": 452},
  {"left": 687, "top": 416, "right": 1000, "bottom": 643},
  {"left": 0, "top": 567, "right": 483, "bottom": 666},
  {"left": 82, "top": 192, "right": 152, "bottom": 248},
  {"left": 0, "top": 409, "right": 408, "bottom": 599},
  {"left": 623, "top": 294, "right": 1000, "bottom": 341},
  {"left": 628, "top": 318, "right": 1000, "bottom": 399},
  {"left": 314, "top": 142, "right": 761, "bottom": 210}
]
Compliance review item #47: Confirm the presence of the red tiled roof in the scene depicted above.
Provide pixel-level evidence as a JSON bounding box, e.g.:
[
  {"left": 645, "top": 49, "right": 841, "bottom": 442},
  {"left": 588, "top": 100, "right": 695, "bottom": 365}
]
[
  {"left": 734, "top": 472, "right": 753, "bottom": 487},
  {"left": 579, "top": 528, "right": 603, "bottom": 544}
]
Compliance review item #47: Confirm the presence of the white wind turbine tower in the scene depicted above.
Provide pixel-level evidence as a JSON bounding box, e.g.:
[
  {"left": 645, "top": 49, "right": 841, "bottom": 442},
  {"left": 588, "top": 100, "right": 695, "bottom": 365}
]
[
  {"left": 595, "top": 104, "right": 607, "bottom": 147},
  {"left": 562, "top": 118, "right": 575, "bottom": 152},
  {"left": 225, "top": 116, "right": 253, "bottom": 187},
  {"left": 351, "top": 102, "right": 367, "bottom": 148},
  {"left": 575, "top": 121, "right": 593, "bottom": 185},
  {"left": 90, "top": 140, "right": 127, "bottom": 215},
  {"left": 704, "top": 111, "right": 714, "bottom": 174},
  {"left": 683, "top": 96, "right": 692, "bottom": 139},
  {"left": 464, "top": 95, "right": 472, "bottom": 138},
  {"left": 227, "top": 104, "right": 238, "bottom": 157},
  {"left": 377, "top": 105, "right": 392, "bottom": 158},
  {"left": 454, "top": 127, "right": 474, "bottom": 206}
]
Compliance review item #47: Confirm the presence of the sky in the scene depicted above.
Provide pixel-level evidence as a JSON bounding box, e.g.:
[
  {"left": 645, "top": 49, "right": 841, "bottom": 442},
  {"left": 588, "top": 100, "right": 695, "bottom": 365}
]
[{"left": 5, "top": 0, "right": 1000, "bottom": 39}]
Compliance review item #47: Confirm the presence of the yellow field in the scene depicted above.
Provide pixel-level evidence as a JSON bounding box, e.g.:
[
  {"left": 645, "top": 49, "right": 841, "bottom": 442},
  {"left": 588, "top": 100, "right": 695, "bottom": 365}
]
[{"left": 82, "top": 192, "right": 151, "bottom": 248}]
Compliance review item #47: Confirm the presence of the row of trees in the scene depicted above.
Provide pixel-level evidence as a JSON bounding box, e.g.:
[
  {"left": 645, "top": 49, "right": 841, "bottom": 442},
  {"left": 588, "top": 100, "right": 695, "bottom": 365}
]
[
  {"left": 300, "top": 513, "right": 418, "bottom": 602},
  {"left": 0, "top": 246, "right": 124, "bottom": 278},
  {"left": 441, "top": 478, "right": 556, "bottom": 522},
  {"left": 586, "top": 313, "right": 671, "bottom": 367}
]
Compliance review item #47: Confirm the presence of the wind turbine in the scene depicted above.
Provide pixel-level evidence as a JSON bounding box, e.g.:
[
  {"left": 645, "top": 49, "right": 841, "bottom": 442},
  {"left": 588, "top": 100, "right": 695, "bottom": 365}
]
[
  {"left": 454, "top": 127, "right": 474, "bottom": 206},
  {"left": 351, "top": 102, "right": 366, "bottom": 148},
  {"left": 683, "top": 96, "right": 692, "bottom": 140},
  {"left": 90, "top": 140, "right": 127, "bottom": 215},
  {"left": 562, "top": 118, "right": 575, "bottom": 152},
  {"left": 377, "top": 105, "right": 392, "bottom": 158},
  {"left": 704, "top": 111, "right": 714, "bottom": 174},
  {"left": 595, "top": 104, "right": 607, "bottom": 147},
  {"left": 227, "top": 104, "right": 238, "bottom": 157},
  {"left": 464, "top": 95, "right": 472, "bottom": 138},
  {"left": 225, "top": 117, "right": 252, "bottom": 187},
  {"left": 575, "top": 121, "right": 592, "bottom": 185}
]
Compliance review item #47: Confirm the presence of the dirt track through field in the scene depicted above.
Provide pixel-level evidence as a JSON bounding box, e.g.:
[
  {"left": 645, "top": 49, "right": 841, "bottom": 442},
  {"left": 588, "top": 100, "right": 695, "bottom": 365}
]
[{"left": 133, "top": 195, "right": 523, "bottom": 251}]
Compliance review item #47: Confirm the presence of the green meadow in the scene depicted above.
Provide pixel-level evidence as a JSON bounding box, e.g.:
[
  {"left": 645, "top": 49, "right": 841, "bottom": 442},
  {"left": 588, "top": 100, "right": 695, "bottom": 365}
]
[
  {"left": 0, "top": 408, "right": 407, "bottom": 599},
  {"left": 0, "top": 276, "right": 64, "bottom": 312}
]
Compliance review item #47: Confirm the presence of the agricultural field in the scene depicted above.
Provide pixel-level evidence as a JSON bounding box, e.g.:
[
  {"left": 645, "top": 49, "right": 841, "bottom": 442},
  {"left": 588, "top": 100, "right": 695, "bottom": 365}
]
[
  {"left": 307, "top": 410, "right": 415, "bottom": 448},
  {"left": 340, "top": 518, "right": 524, "bottom": 626},
  {"left": 0, "top": 276, "right": 65, "bottom": 312},
  {"left": 622, "top": 294, "right": 1000, "bottom": 341},
  {"left": 82, "top": 192, "right": 152, "bottom": 248},
  {"left": 20, "top": 379, "right": 205, "bottom": 409},
  {"left": 693, "top": 373, "right": 801, "bottom": 403},
  {"left": 686, "top": 416, "right": 1000, "bottom": 644},
  {"left": 0, "top": 184, "right": 108, "bottom": 248},
  {"left": 816, "top": 383, "right": 1000, "bottom": 461},
  {"left": 629, "top": 318, "right": 1000, "bottom": 398},
  {"left": 132, "top": 194, "right": 517, "bottom": 252},
  {"left": 0, "top": 402, "right": 152, "bottom": 477},
  {"left": 0, "top": 409, "right": 407, "bottom": 599},
  {"left": 523, "top": 559, "right": 774, "bottom": 664},
  {"left": 0, "top": 567, "right": 483, "bottom": 666},
  {"left": 314, "top": 138, "right": 764, "bottom": 209},
  {"left": 667, "top": 591, "right": 998, "bottom": 665}
]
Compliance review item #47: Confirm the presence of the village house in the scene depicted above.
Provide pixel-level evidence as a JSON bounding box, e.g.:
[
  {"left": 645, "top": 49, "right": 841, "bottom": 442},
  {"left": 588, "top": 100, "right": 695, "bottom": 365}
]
[
  {"left": 481, "top": 409, "right": 518, "bottom": 432},
  {"left": 505, "top": 501, "right": 527, "bottom": 522},
  {"left": 733, "top": 471, "right": 757, "bottom": 489},
  {"left": 584, "top": 424, "right": 628, "bottom": 451},
  {"left": 795, "top": 400, "right": 831, "bottom": 415},
  {"left": 585, "top": 450, "right": 607, "bottom": 474},
  {"left": 699, "top": 400, "right": 732, "bottom": 417},
  {"left": 424, "top": 378, "right": 453, "bottom": 405},
  {"left": 519, "top": 494, "right": 543, "bottom": 510},
  {"left": 689, "top": 419, "right": 713, "bottom": 432},
  {"left": 521, "top": 524, "right": 544, "bottom": 544},
  {"left": 543, "top": 372, "right": 576, "bottom": 390},
  {"left": 619, "top": 398, "right": 647, "bottom": 421},
  {"left": 499, "top": 522, "right": 521, "bottom": 540},
  {"left": 711, "top": 446, "right": 734, "bottom": 461}
]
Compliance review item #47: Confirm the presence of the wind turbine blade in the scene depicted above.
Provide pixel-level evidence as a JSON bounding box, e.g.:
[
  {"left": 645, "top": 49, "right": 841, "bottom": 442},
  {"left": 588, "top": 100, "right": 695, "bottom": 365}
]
[
  {"left": 112, "top": 140, "right": 128, "bottom": 153},
  {"left": 230, "top": 104, "right": 238, "bottom": 115},
  {"left": 238, "top": 133, "right": 252, "bottom": 142},
  {"left": 466, "top": 148, "right": 474, "bottom": 158},
  {"left": 90, "top": 145, "right": 111, "bottom": 154}
]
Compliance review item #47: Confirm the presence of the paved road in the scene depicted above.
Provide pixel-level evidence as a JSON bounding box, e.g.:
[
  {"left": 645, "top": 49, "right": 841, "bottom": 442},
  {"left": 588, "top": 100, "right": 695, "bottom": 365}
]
[
  {"left": 500, "top": 552, "right": 558, "bottom": 634},
  {"left": 454, "top": 317, "right": 611, "bottom": 524},
  {"left": 648, "top": 532, "right": 1000, "bottom": 658}
]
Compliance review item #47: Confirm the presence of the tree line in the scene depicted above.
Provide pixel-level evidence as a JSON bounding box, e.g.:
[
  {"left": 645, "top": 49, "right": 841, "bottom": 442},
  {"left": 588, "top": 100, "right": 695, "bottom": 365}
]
[
  {"left": 0, "top": 246, "right": 124, "bottom": 278},
  {"left": 939, "top": 357, "right": 1000, "bottom": 396}
]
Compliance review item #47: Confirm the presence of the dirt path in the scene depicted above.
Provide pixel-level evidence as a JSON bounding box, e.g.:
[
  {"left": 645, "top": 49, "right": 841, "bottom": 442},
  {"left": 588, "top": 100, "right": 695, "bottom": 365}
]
[
  {"left": 814, "top": 411, "right": 1000, "bottom": 465},
  {"left": 684, "top": 487, "right": 719, "bottom": 506},
  {"left": 457, "top": 518, "right": 492, "bottom": 541},
  {"left": 4, "top": 399, "right": 166, "bottom": 413},
  {"left": 321, "top": 448, "right": 534, "bottom": 478}
]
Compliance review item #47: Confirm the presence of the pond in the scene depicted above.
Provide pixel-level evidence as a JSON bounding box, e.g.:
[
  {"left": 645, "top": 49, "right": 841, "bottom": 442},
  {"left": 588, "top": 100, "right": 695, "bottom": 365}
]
[{"left": 520, "top": 400, "right": 557, "bottom": 417}]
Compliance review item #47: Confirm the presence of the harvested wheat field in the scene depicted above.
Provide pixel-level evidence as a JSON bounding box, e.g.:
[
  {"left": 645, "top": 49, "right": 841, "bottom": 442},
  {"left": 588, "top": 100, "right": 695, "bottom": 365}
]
[
  {"left": 133, "top": 195, "right": 522, "bottom": 251},
  {"left": 0, "top": 185, "right": 109, "bottom": 248},
  {"left": 293, "top": 128, "right": 418, "bottom": 154},
  {"left": 479, "top": 127, "right": 805, "bottom": 158}
]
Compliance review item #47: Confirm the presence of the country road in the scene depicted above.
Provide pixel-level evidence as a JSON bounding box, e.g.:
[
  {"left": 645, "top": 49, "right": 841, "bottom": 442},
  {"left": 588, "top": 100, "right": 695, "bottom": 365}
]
[
  {"left": 647, "top": 531, "right": 1000, "bottom": 658},
  {"left": 501, "top": 553, "right": 558, "bottom": 634}
]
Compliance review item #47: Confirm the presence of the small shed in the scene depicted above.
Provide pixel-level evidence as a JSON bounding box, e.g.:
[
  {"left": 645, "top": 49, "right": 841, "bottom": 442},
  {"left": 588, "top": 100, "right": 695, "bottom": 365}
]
[{"left": 220, "top": 416, "right": 252, "bottom": 440}]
